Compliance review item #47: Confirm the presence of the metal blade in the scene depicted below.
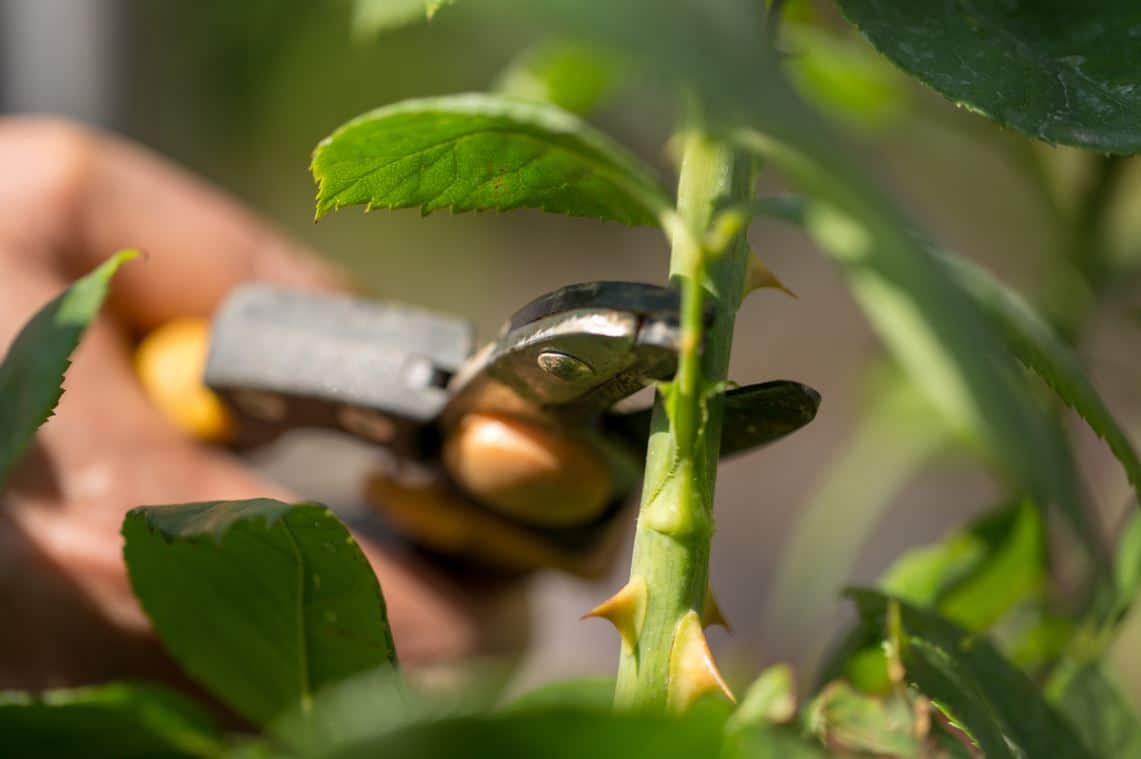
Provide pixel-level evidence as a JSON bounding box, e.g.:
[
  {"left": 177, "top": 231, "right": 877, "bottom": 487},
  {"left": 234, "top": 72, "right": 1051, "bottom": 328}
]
[{"left": 606, "top": 380, "right": 822, "bottom": 458}]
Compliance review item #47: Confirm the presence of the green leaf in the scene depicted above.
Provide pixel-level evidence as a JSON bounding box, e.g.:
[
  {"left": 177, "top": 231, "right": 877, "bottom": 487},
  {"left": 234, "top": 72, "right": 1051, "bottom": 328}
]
[
  {"left": 941, "top": 251, "right": 1141, "bottom": 506},
  {"left": 833, "top": 0, "right": 1141, "bottom": 153},
  {"left": 122, "top": 499, "right": 397, "bottom": 726},
  {"left": 0, "top": 683, "right": 220, "bottom": 759},
  {"left": 311, "top": 93, "right": 670, "bottom": 225},
  {"left": 747, "top": 183, "right": 1097, "bottom": 559},
  {"left": 784, "top": 23, "right": 908, "bottom": 132},
  {"left": 0, "top": 250, "right": 136, "bottom": 487},
  {"left": 323, "top": 708, "right": 725, "bottom": 759},
  {"left": 804, "top": 681, "right": 924, "bottom": 757},
  {"left": 726, "top": 664, "right": 796, "bottom": 732},
  {"left": 501, "top": 677, "right": 616, "bottom": 714},
  {"left": 352, "top": 0, "right": 452, "bottom": 36},
  {"left": 1056, "top": 663, "right": 1141, "bottom": 758},
  {"left": 723, "top": 725, "right": 830, "bottom": 759},
  {"left": 881, "top": 499, "right": 1047, "bottom": 631},
  {"left": 270, "top": 665, "right": 498, "bottom": 759},
  {"left": 494, "top": 41, "right": 626, "bottom": 116},
  {"left": 849, "top": 590, "right": 1094, "bottom": 759}
]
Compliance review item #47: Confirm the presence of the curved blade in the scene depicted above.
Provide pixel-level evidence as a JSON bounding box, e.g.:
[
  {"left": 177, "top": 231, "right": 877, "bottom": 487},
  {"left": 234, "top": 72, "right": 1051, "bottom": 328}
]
[{"left": 607, "top": 380, "right": 821, "bottom": 458}]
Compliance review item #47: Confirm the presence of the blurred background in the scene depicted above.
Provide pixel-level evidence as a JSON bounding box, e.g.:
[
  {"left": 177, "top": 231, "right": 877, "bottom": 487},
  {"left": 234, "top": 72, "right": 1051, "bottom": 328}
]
[{"left": 3, "top": 0, "right": 1138, "bottom": 700}]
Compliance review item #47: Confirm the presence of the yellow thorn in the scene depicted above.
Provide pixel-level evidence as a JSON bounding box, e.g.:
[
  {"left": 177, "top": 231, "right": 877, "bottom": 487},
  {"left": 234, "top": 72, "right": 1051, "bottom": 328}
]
[
  {"left": 582, "top": 577, "right": 648, "bottom": 653},
  {"left": 745, "top": 252, "right": 796, "bottom": 299},
  {"left": 701, "top": 585, "right": 731, "bottom": 632},
  {"left": 668, "top": 610, "right": 736, "bottom": 712}
]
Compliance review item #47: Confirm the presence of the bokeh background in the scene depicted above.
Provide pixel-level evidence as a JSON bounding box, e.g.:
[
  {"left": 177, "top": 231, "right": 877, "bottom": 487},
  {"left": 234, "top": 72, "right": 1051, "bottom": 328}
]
[{"left": 3, "top": 0, "right": 1139, "bottom": 700}]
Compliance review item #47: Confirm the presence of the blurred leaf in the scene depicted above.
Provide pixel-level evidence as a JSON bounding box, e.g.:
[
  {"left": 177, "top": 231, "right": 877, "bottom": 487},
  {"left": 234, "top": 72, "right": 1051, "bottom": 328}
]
[
  {"left": 726, "top": 665, "right": 796, "bottom": 732},
  {"left": 833, "top": 0, "right": 1141, "bottom": 153},
  {"left": 849, "top": 590, "right": 1093, "bottom": 759},
  {"left": 323, "top": 707, "right": 725, "bottom": 759},
  {"left": 804, "top": 681, "right": 924, "bottom": 757},
  {"left": 1056, "top": 663, "right": 1141, "bottom": 758},
  {"left": 748, "top": 186, "right": 1097, "bottom": 559},
  {"left": 0, "top": 250, "right": 136, "bottom": 487},
  {"left": 494, "top": 42, "right": 626, "bottom": 116},
  {"left": 784, "top": 24, "right": 908, "bottom": 132},
  {"left": 943, "top": 252, "right": 1141, "bottom": 506},
  {"left": 270, "top": 664, "right": 506, "bottom": 758},
  {"left": 502, "top": 677, "right": 616, "bottom": 713},
  {"left": 353, "top": 0, "right": 452, "bottom": 36},
  {"left": 123, "top": 499, "right": 397, "bottom": 726},
  {"left": 312, "top": 93, "right": 670, "bottom": 225},
  {"left": 723, "top": 725, "right": 829, "bottom": 759},
  {"left": 1117, "top": 512, "right": 1141, "bottom": 611},
  {"left": 764, "top": 364, "right": 951, "bottom": 658},
  {"left": 0, "top": 683, "right": 220, "bottom": 759},
  {"left": 882, "top": 499, "right": 1047, "bottom": 631}
]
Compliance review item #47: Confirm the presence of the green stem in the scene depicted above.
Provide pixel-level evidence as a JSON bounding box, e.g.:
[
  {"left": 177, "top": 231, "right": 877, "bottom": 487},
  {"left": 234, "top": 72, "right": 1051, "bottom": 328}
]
[{"left": 613, "top": 132, "right": 753, "bottom": 710}]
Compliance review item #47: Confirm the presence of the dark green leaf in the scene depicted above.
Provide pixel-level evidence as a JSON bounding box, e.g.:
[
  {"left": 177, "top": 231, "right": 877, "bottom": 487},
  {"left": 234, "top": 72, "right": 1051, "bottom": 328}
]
[
  {"left": 312, "top": 94, "right": 670, "bottom": 225},
  {"left": 0, "top": 250, "right": 136, "bottom": 487},
  {"left": 833, "top": 0, "right": 1141, "bottom": 152},
  {"left": 501, "top": 677, "right": 616, "bottom": 714},
  {"left": 494, "top": 42, "right": 626, "bottom": 116},
  {"left": 122, "top": 499, "right": 396, "bottom": 726},
  {"left": 1056, "top": 663, "right": 1141, "bottom": 758},
  {"left": 849, "top": 590, "right": 1093, "bottom": 759},
  {"left": 881, "top": 499, "right": 1046, "bottom": 631},
  {"left": 0, "top": 683, "right": 220, "bottom": 759}
]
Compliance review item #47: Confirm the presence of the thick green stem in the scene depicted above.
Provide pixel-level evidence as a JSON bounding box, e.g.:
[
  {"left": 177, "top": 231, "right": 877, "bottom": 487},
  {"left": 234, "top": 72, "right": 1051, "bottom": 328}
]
[{"left": 613, "top": 132, "right": 753, "bottom": 710}]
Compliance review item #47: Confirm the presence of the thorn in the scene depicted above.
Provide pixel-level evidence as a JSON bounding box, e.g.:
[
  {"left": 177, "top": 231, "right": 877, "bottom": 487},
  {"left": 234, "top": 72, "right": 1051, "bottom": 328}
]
[
  {"left": 745, "top": 251, "right": 796, "bottom": 299},
  {"left": 582, "top": 577, "right": 647, "bottom": 652},
  {"left": 668, "top": 610, "right": 735, "bottom": 712},
  {"left": 701, "top": 585, "right": 731, "bottom": 632}
]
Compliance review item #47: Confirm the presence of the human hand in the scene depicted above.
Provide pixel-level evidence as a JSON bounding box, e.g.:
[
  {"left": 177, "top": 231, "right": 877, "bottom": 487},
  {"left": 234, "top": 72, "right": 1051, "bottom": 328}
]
[{"left": 0, "top": 118, "right": 528, "bottom": 691}]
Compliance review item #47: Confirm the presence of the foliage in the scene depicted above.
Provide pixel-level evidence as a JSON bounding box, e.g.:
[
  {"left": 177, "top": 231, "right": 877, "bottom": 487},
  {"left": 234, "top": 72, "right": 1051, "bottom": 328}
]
[
  {"left": 3, "top": 0, "right": 1141, "bottom": 756},
  {"left": 0, "top": 250, "right": 136, "bottom": 486}
]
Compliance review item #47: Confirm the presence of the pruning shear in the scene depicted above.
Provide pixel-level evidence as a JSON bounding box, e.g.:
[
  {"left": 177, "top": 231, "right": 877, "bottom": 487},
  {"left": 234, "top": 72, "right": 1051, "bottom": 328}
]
[{"left": 183, "top": 281, "right": 820, "bottom": 576}]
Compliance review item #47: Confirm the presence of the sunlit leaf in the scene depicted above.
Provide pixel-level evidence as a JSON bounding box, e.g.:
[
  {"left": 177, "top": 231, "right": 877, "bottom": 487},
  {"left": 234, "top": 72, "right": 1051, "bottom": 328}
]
[
  {"left": 123, "top": 499, "right": 397, "bottom": 726},
  {"left": 833, "top": 0, "right": 1141, "bottom": 153},
  {"left": 0, "top": 250, "right": 136, "bottom": 487},
  {"left": 882, "top": 499, "right": 1047, "bottom": 631},
  {"left": 312, "top": 94, "right": 670, "bottom": 225}
]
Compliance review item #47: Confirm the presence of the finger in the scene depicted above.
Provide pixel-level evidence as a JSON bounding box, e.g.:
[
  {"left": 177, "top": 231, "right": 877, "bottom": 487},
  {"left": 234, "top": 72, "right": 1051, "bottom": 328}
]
[{"left": 0, "top": 117, "right": 355, "bottom": 333}]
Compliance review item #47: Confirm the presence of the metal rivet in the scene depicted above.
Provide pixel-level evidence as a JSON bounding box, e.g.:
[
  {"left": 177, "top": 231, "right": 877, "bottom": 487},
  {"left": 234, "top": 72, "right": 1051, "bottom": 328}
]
[
  {"left": 231, "top": 390, "right": 287, "bottom": 422},
  {"left": 338, "top": 405, "right": 397, "bottom": 443},
  {"left": 536, "top": 351, "right": 594, "bottom": 381}
]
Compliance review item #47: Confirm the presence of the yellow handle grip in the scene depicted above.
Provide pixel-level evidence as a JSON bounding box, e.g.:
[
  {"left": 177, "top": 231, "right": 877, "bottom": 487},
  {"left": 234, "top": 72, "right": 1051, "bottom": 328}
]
[{"left": 135, "top": 318, "right": 233, "bottom": 443}]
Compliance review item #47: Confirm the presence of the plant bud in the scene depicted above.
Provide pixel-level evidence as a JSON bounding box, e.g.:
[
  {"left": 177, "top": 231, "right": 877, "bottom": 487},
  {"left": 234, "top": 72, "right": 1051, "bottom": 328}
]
[
  {"left": 443, "top": 412, "right": 613, "bottom": 527},
  {"left": 135, "top": 318, "right": 232, "bottom": 442}
]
